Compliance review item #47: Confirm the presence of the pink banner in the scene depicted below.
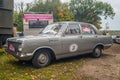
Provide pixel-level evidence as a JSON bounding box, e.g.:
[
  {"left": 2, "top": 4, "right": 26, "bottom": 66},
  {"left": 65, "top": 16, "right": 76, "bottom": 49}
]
[{"left": 24, "top": 14, "right": 53, "bottom": 20}]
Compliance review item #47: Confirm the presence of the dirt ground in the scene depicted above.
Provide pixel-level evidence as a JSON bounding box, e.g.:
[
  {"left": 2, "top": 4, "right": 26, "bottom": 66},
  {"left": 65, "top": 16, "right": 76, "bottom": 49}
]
[{"left": 79, "top": 44, "right": 120, "bottom": 80}]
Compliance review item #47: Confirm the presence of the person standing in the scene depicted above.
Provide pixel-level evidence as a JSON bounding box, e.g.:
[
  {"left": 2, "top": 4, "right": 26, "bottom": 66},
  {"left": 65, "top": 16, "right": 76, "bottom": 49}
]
[{"left": 13, "top": 23, "right": 18, "bottom": 37}]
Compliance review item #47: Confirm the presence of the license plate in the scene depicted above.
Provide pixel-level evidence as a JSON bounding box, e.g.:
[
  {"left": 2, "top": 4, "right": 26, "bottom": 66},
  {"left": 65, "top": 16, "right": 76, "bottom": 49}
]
[{"left": 9, "top": 44, "right": 15, "bottom": 51}]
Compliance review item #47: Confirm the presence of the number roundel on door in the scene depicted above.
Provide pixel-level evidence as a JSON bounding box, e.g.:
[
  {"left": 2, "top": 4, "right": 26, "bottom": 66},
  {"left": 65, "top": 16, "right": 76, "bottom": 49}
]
[{"left": 69, "top": 44, "right": 78, "bottom": 52}]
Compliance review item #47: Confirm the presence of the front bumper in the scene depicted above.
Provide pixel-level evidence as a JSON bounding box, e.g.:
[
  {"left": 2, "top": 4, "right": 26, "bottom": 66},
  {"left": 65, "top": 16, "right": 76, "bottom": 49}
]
[{"left": 6, "top": 49, "right": 33, "bottom": 60}]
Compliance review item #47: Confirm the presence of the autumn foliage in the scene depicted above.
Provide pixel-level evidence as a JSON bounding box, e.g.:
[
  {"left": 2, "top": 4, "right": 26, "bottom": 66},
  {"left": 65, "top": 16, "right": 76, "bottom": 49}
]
[
  {"left": 14, "top": 0, "right": 115, "bottom": 30},
  {"left": 57, "top": 4, "right": 74, "bottom": 21}
]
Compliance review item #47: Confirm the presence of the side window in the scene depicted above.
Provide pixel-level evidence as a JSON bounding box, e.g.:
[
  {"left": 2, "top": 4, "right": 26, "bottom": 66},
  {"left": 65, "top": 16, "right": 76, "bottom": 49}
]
[
  {"left": 65, "top": 23, "right": 80, "bottom": 35},
  {"left": 81, "top": 24, "right": 96, "bottom": 35}
]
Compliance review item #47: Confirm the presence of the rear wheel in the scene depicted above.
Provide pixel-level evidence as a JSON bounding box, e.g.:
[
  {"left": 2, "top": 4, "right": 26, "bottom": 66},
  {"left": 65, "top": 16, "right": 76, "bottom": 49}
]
[
  {"left": 92, "top": 46, "right": 102, "bottom": 58},
  {"left": 32, "top": 50, "right": 52, "bottom": 68}
]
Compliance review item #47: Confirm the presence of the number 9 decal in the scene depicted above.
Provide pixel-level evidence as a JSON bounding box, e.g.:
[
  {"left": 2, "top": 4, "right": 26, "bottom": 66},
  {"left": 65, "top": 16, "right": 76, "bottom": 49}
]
[{"left": 69, "top": 44, "right": 78, "bottom": 52}]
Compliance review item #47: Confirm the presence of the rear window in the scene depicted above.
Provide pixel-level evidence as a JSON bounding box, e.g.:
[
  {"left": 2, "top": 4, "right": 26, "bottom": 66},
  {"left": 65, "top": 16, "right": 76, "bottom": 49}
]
[{"left": 81, "top": 24, "right": 96, "bottom": 35}]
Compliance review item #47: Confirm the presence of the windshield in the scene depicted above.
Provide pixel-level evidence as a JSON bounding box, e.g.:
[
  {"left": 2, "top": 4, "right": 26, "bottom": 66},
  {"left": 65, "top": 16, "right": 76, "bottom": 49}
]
[{"left": 41, "top": 23, "right": 63, "bottom": 35}]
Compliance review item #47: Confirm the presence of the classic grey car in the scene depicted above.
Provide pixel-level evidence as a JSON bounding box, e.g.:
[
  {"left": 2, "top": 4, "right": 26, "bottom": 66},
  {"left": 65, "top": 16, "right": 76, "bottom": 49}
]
[{"left": 6, "top": 21, "right": 112, "bottom": 68}]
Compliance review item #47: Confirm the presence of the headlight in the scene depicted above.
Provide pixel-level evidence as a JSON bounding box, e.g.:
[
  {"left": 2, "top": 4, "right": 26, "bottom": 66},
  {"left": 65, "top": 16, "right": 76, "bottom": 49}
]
[{"left": 18, "top": 45, "right": 22, "bottom": 52}]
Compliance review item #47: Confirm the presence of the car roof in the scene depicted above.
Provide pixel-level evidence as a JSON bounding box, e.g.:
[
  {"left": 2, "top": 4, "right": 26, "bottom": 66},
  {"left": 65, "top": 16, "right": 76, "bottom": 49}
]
[{"left": 56, "top": 21, "right": 92, "bottom": 25}]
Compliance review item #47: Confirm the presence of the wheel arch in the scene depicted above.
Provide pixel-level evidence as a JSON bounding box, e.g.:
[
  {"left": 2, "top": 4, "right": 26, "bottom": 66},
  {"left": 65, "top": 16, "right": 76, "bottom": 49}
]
[
  {"left": 93, "top": 43, "right": 104, "bottom": 50},
  {"left": 32, "top": 46, "right": 56, "bottom": 60}
]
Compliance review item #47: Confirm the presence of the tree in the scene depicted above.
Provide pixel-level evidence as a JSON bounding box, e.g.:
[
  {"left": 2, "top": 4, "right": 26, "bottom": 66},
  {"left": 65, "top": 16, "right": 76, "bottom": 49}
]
[
  {"left": 13, "top": 12, "right": 23, "bottom": 31},
  {"left": 57, "top": 3, "right": 74, "bottom": 21},
  {"left": 70, "top": 0, "right": 115, "bottom": 29},
  {"left": 29, "top": 0, "right": 62, "bottom": 21},
  {"left": 14, "top": 2, "right": 25, "bottom": 31}
]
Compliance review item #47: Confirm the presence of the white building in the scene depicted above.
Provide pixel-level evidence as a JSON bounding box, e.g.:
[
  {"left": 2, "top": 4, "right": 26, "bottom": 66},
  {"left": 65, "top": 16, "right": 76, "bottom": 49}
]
[{"left": 23, "top": 13, "right": 53, "bottom": 35}]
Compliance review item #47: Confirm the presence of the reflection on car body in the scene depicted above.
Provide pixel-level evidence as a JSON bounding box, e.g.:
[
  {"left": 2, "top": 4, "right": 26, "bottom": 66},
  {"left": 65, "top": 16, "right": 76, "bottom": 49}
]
[{"left": 6, "top": 21, "right": 113, "bottom": 68}]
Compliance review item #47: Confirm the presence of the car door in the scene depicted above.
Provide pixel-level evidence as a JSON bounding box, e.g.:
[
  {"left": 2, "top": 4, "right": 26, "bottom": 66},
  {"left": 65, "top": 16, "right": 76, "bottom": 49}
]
[
  {"left": 78, "top": 23, "right": 99, "bottom": 52},
  {"left": 61, "top": 23, "right": 81, "bottom": 54}
]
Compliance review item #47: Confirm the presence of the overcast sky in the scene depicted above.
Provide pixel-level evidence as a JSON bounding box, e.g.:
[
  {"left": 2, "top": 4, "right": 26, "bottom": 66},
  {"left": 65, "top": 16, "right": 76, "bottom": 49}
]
[{"left": 15, "top": 0, "right": 120, "bottom": 30}]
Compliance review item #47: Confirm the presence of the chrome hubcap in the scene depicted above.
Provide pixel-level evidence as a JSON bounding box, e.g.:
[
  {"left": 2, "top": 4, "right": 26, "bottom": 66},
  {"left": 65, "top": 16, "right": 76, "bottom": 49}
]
[
  {"left": 38, "top": 53, "right": 47, "bottom": 64},
  {"left": 95, "top": 48, "right": 101, "bottom": 57}
]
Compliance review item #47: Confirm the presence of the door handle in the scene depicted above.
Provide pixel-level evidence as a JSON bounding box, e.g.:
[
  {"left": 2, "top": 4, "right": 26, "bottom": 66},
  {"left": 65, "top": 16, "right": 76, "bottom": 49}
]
[
  {"left": 80, "top": 36, "right": 83, "bottom": 38},
  {"left": 50, "top": 39, "right": 58, "bottom": 42},
  {"left": 95, "top": 35, "right": 98, "bottom": 38}
]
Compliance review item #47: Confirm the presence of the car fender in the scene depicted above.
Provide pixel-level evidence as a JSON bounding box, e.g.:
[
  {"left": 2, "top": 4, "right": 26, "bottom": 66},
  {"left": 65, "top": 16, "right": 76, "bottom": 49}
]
[
  {"left": 32, "top": 46, "right": 56, "bottom": 56},
  {"left": 93, "top": 43, "right": 104, "bottom": 50}
]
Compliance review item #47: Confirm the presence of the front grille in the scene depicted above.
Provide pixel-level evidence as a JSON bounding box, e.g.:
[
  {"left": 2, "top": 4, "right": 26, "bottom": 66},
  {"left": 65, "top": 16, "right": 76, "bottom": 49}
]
[{"left": 7, "top": 41, "right": 21, "bottom": 54}]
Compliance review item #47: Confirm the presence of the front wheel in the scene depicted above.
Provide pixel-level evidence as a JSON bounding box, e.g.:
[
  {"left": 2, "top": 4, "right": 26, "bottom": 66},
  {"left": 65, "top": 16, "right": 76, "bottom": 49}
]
[
  {"left": 32, "top": 50, "right": 52, "bottom": 68},
  {"left": 92, "top": 47, "right": 102, "bottom": 58}
]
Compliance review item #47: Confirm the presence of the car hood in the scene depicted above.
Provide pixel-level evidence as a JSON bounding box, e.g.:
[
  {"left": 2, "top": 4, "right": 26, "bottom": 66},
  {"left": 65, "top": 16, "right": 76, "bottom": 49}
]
[{"left": 7, "top": 34, "right": 55, "bottom": 42}]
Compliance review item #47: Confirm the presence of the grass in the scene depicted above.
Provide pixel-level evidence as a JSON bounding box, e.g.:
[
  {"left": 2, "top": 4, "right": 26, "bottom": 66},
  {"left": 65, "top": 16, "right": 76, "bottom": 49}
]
[{"left": 0, "top": 49, "right": 96, "bottom": 80}]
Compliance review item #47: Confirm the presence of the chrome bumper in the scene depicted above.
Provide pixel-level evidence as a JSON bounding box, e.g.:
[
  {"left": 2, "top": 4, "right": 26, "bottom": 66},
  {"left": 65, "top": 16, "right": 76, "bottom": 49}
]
[{"left": 104, "top": 44, "right": 112, "bottom": 49}]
